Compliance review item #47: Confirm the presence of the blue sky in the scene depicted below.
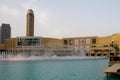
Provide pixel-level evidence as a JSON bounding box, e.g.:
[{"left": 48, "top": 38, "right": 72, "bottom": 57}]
[{"left": 0, "top": 0, "right": 120, "bottom": 38}]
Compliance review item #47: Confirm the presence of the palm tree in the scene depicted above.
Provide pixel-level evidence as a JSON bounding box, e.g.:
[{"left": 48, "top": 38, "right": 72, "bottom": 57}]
[{"left": 110, "top": 41, "right": 119, "bottom": 56}]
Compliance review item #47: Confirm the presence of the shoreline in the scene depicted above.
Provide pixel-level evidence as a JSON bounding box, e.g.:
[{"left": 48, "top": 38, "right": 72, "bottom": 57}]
[{"left": 0, "top": 56, "right": 108, "bottom": 62}]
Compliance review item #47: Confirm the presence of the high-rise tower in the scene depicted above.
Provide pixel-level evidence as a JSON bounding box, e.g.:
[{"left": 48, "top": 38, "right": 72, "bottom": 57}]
[
  {"left": 0, "top": 23, "right": 11, "bottom": 44},
  {"left": 26, "top": 9, "right": 34, "bottom": 36}
]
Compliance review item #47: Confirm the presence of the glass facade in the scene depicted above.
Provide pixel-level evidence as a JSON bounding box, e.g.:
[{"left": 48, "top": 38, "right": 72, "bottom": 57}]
[{"left": 17, "top": 37, "right": 41, "bottom": 47}]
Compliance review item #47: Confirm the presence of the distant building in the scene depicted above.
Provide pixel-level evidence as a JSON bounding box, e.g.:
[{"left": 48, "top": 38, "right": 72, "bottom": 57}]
[
  {"left": 0, "top": 23, "right": 11, "bottom": 44},
  {"left": 26, "top": 9, "right": 34, "bottom": 36}
]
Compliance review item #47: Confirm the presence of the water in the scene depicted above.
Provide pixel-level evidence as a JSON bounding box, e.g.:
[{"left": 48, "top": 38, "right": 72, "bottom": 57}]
[{"left": 0, "top": 58, "right": 119, "bottom": 80}]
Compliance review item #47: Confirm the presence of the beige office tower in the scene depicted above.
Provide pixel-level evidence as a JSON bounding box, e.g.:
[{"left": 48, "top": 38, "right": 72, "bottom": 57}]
[{"left": 26, "top": 9, "right": 34, "bottom": 36}]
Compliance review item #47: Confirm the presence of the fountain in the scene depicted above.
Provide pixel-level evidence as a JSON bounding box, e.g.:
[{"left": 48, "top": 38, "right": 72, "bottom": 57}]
[
  {"left": 80, "top": 46, "right": 86, "bottom": 56},
  {"left": 0, "top": 46, "right": 107, "bottom": 61}
]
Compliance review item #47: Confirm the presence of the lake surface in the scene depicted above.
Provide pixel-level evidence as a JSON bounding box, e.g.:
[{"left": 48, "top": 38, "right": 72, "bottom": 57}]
[{"left": 0, "top": 58, "right": 119, "bottom": 80}]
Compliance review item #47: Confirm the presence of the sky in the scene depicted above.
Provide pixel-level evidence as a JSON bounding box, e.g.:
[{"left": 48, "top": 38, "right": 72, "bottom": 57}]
[{"left": 0, "top": 0, "right": 120, "bottom": 38}]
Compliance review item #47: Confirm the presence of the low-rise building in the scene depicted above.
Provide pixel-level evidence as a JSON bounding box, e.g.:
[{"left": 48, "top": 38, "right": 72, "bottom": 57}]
[
  {"left": 0, "top": 34, "right": 120, "bottom": 56},
  {"left": 5, "top": 36, "right": 62, "bottom": 56}
]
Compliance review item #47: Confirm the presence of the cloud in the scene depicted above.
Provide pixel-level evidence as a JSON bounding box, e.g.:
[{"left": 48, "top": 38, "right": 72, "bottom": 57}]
[
  {"left": 0, "top": 5, "right": 19, "bottom": 17},
  {"left": 21, "top": 0, "right": 38, "bottom": 9},
  {"left": 21, "top": 0, "right": 55, "bottom": 26},
  {"left": 36, "top": 11, "right": 49, "bottom": 26}
]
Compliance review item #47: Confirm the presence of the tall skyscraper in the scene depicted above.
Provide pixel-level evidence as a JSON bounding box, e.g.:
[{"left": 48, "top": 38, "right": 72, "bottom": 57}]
[
  {"left": 0, "top": 23, "right": 11, "bottom": 44},
  {"left": 26, "top": 9, "right": 34, "bottom": 36}
]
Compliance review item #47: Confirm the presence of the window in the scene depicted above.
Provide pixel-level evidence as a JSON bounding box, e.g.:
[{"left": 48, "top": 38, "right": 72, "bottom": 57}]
[
  {"left": 92, "top": 38, "right": 96, "bottom": 44},
  {"left": 69, "top": 40, "right": 73, "bottom": 45},
  {"left": 80, "top": 39, "right": 85, "bottom": 45},
  {"left": 86, "top": 38, "right": 90, "bottom": 44},
  {"left": 75, "top": 39, "right": 79, "bottom": 45},
  {"left": 17, "top": 38, "right": 40, "bottom": 47},
  {"left": 64, "top": 40, "right": 68, "bottom": 45}
]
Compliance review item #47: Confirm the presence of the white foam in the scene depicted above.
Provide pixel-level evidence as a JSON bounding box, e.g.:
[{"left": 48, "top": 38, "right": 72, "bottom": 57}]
[{"left": 0, "top": 55, "right": 107, "bottom": 62}]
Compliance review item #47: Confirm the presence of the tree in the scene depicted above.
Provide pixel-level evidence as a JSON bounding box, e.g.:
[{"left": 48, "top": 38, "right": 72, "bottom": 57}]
[{"left": 110, "top": 41, "right": 119, "bottom": 55}]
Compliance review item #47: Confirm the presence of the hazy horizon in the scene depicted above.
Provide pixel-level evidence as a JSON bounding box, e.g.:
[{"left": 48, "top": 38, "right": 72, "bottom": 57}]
[{"left": 0, "top": 0, "right": 120, "bottom": 38}]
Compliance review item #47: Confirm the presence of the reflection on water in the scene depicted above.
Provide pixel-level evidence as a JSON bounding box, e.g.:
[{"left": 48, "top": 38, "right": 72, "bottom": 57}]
[
  {"left": 0, "top": 58, "right": 119, "bottom": 80},
  {"left": 104, "top": 74, "right": 120, "bottom": 80}
]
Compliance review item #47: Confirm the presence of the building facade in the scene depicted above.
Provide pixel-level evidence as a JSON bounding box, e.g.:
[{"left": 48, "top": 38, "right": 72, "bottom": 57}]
[
  {"left": 5, "top": 37, "right": 62, "bottom": 56},
  {"left": 62, "top": 34, "right": 120, "bottom": 56},
  {"left": 0, "top": 23, "right": 11, "bottom": 44},
  {"left": 2, "top": 34, "right": 120, "bottom": 56},
  {"left": 62, "top": 36, "right": 98, "bottom": 56},
  {"left": 90, "top": 36, "right": 112, "bottom": 56}
]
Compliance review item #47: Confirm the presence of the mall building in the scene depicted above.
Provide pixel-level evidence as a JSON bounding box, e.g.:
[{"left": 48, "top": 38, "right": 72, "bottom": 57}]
[
  {"left": 4, "top": 36, "right": 62, "bottom": 56},
  {"left": 62, "top": 34, "right": 120, "bottom": 56},
  {"left": 0, "top": 33, "right": 119, "bottom": 56}
]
